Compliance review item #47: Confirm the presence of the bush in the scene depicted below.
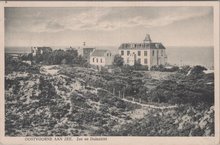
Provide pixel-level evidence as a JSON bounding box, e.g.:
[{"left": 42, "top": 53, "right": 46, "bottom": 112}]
[
  {"left": 146, "top": 74, "right": 214, "bottom": 106},
  {"left": 151, "top": 65, "right": 179, "bottom": 72},
  {"left": 190, "top": 65, "right": 207, "bottom": 75},
  {"left": 113, "top": 55, "right": 124, "bottom": 67},
  {"left": 30, "top": 48, "right": 88, "bottom": 67},
  {"left": 5, "top": 55, "right": 40, "bottom": 74},
  {"left": 134, "top": 62, "right": 148, "bottom": 71},
  {"left": 121, "top": 65, "right": 134, "bottom": 73},
  {"left": 178, "top": 65, "right": 191, "bottom": 74}
]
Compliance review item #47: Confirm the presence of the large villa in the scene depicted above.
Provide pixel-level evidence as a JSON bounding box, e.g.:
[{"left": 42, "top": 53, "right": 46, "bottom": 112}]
[{"left": 118, "top": 34, "right": 167, "bottom": 68}]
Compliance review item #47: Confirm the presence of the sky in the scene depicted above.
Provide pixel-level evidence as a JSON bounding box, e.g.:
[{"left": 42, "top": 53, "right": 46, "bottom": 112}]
[{"left": 5, "top": 7, "right": 213, "bottom": 47}]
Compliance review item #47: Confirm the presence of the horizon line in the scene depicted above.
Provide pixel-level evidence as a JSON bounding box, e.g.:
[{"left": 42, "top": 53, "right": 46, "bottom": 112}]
[{"left": 5, "top": 45, "right": 214, "bottom": 48}]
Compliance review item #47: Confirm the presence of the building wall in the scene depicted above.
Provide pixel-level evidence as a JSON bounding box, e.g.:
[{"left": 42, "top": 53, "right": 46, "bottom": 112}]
[
  {"left": 104, "top": 51, "right": 113, "bottom": 65},
  {"left": 119, "top": 49, "right": 151, "bottom": 66},
  {"left": 90, "top": 51, "right": 113, "bottom": 66},
  {"left": 119, "top": 49, "right": 167, "bottom": 67},
  {"left": 90, "top": 56, "right": 106, "bottom": 66},
  {"left": 150, "top": 49, "right": 167, "bottom": 68},
  {"left": 150, "top": 49, "right": 157, "bottom": 67}
]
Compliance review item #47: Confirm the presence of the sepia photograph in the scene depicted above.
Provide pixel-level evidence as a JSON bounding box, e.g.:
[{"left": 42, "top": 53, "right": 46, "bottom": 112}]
[{"left": 0, "top": 1, "right": 219, "bottom": 145}]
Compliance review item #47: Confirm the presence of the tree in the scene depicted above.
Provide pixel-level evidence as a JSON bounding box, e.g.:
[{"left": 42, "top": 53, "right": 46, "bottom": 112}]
[
  {"left": 65, "top": 48, "right": 78, "bottom": 64},
  {"left": 113, "top": 55, "right": 124, "bottom": 67},
  {"left": 134, "top": 60, "right": 143, "bottom": 70}
]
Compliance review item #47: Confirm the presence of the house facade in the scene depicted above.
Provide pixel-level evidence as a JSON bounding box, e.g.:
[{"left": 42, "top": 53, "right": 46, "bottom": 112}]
[
  {"left": 90, "top": 50, "right": 113, "bottom": 66},
  {"left": 118, "top": 34, "right": 167, "bottom": 68}
]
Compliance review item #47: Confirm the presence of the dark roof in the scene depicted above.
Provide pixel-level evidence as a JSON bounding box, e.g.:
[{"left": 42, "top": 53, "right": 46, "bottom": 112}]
[
  {"left": 91, "top": 50, "right": 109, "bottom": 57},
  {"left": 119, "top": 43, "right": 166, "bottom": 50}
]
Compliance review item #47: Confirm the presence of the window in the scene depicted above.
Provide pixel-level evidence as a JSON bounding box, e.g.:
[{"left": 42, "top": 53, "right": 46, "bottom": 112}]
[
  {"left": 127, "top": 51, "right": 130, "bottom": 56},
  {"left": 107, "top": 53, "right": 109, "bottom": 57},
  {"left": 127, "top": 59, "right": 129, "bottom": 63},
  {"left": 144, "top": 59, "right": 148, "bottom": 64},
  {"left": 121, "top": 51, "right": 124, "bottom": 56},
  {"left": 137, "top": 58, "right": 141, "bottom": 64},
  {"left": 96, "top": 58, "right": 98, "bottom": 63},
  {"left": 161, "top": 50, "right": 163, "bottom": 56},
  {"left": 144, "top": 51, "right": 147, "bottom": 56},
  {"left": 152, "top": 50, "right": 154, "bottom": 56},
  {"left": 100, "top": 58, "right": 102, "bottom": 63},
  {"left": 110, "top": 53, "right": 111, "bottom": 56},
  {"left": 93, "top": 58, "right": 95, "bottom": 62},
  {"left": 138, "top": 51, "right": 141, "bottom": 56}
]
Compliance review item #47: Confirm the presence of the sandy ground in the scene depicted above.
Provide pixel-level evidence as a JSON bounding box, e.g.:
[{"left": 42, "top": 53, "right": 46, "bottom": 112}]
[
  {"left": 40, "top": 65, "right": 59, "bottom": 75},
  {"left": 203, "top": 69, "right": 214, "bottom": 74},
  {"left": 144, "top": 71, "right": 176, "bottom": 80}
]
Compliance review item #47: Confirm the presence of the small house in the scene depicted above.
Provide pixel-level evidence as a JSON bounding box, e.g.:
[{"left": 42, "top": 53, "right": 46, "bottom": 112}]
[{"left": 90, "top": 50, "right": 113, "bottom": 66}]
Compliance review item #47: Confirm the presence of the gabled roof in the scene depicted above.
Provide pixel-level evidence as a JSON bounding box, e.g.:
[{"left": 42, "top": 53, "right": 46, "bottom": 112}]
[
  {"left": 91, "top": 50, "right": 109, "bottom": 57},
  {"left": 119, "top": 43, "right": 166, "bottom": 50}
]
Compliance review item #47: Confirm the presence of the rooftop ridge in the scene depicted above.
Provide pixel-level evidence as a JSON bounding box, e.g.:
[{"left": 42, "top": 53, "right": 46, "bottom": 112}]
[{"left": 91, "top": 49, "right": 110, "bottom": 57}]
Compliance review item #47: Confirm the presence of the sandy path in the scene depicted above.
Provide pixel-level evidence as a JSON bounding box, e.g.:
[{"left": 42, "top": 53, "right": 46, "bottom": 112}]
[{"left": 122, "top": 98, "right": 177, "bottom": 110}]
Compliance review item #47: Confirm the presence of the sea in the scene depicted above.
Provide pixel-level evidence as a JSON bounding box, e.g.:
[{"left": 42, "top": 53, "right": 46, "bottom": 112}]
[{"left": 5, "top": 46, "right": 214, "bottom": 69}]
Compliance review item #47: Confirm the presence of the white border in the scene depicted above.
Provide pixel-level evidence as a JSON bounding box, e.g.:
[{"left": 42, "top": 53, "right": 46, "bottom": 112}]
[{"left": 0, "top": 1, "right": 219, "bottom": 145}]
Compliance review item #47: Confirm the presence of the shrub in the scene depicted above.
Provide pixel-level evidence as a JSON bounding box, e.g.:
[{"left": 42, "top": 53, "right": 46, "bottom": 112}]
[
  {"left": 146, "top": 75, "right": 214, "bottom": 106},
  {"left": 178, "top": 65, "right": 191, "bottom": 74},
  {"left": 151, "top": 65, "right": 179, "bottom": 72},
  {"left": 113, "top": 55, "right": 124, "bottom": 67},
  {"left": 5, "top": 55, "right": 40, "bottom": 74},
  {"left": 190, "top": 65, "right": 207, "bottom": 75}
]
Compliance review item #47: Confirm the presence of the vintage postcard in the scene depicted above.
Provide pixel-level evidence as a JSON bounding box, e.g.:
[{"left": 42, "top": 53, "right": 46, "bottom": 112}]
[{"left": 0, "top": 1, "right": 219, "bottom": 145}]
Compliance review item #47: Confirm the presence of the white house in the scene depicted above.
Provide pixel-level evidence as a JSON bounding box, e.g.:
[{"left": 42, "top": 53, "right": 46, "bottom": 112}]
[
  {"left": 118, "top": 34, "right": 167, "bottom": 68},
  {"left": 90, "top": 50, "right": 113, "bottom": 66}
]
